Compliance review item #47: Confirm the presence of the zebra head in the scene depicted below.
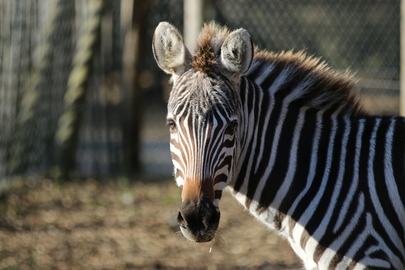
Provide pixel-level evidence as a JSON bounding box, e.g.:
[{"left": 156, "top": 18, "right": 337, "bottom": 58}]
[{"left": 152, "top": 22, "right": 253, "bottom": 242}]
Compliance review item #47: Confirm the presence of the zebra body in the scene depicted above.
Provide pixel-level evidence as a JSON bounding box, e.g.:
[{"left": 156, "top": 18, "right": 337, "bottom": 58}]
[{"left": 152, "top": 22, "right": 405, "bottom": 269}]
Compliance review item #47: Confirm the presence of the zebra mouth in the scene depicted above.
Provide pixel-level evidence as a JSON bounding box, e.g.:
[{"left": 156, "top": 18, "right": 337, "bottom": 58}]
[
  {"left": 179, "top": 225, "right": 217, "bottom": 243},
  {"left": 177, "top": 198, "right": 220, "bottom": 242}
]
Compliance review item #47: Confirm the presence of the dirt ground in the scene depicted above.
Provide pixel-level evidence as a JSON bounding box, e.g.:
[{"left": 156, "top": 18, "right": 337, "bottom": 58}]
[{"left": 0, "top": 177, "right": 302, "bottom": 270}]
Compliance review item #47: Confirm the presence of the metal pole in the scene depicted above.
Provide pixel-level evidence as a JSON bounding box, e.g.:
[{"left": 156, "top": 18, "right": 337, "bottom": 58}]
[{"left": 184, "top": 0, "right": 203, "bottom": 53}]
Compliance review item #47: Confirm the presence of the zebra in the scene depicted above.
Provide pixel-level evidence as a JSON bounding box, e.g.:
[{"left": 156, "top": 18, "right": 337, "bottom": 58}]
[{"left": 152, "top": 22, "right": 405, "bottom": 270}]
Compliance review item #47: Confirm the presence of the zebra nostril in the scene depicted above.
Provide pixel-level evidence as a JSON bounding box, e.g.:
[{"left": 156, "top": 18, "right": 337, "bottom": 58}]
[
  {"left": 204, "top": 207, "right": 220, "bottom": 229},
  {"left": 177, "top": 211, "right": 187, "bottom": 229}
]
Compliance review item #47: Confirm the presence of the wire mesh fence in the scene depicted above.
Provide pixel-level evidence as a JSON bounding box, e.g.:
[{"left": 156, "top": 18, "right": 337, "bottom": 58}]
[
  {"left": 212, "top": 0, "right": 400, "bottom": 115},
  {"left": 0, "top": 0, "right": 127, "bottom": 180},
  {"left": 142, "top": 0, "right": 401, "bottom": 123},
  {"left": 0, "top": 0, "right": 401, "bottom": 180}
]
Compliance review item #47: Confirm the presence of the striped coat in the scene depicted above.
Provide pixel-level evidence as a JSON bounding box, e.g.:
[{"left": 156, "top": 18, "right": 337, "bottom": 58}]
[{"left": 152, "top": 22, "right": 405, "bottom": 269}]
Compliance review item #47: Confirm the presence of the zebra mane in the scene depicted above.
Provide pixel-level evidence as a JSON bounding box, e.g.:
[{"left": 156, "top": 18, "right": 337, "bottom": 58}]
[
  {"left": 192, "top": 24, "right": 365, "bottom": 115},
  {"left": 253, "top": 50, "right": 365, "bottom": 114},
  {"left": 191, "top": 23, "right": 229, "bottom": 74}
]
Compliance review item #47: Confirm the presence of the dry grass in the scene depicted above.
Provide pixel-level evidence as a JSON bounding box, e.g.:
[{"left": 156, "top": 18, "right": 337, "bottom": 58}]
[{"left": 0, "top": 177, "right": 301, "bottom": 270}]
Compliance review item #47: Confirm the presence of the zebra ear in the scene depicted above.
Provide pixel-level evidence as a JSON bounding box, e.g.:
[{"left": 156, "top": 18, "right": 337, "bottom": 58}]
[
  {"left": 152, "top": 22, "right": 191, "bottom": 77},
  {"left": 220, "top": 29, "right": 253, "bottom": 77}
]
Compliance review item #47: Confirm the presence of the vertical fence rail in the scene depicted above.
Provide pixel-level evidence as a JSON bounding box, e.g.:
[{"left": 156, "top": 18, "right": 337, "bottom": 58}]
[
  {"left": 55, "top": 0, "right": 105, "bottom": 180},
  {"left": 183, "top": 0, "right": 203, "bottom": 54}
]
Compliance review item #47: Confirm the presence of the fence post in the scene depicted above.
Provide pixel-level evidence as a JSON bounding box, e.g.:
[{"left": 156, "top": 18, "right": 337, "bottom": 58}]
[
  {"left": 184, "top": 0, "right": 204, "bottom": 53},
  {"left": 55, "top": 0, "right": 105, "bottom": 180},
  {"left": 122, "top": 0, "right": 149, "bottom": 175}
]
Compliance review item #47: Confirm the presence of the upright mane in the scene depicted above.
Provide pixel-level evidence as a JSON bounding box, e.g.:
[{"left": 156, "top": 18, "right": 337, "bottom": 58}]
[
  {"left": 191, "top": 23, "right": 229, "bottom": 74},
  {"left": 192, "top": 23, "right": 365, "bottom": 115},
  {"left": 253, "top": 50, "right": 366, "bottom": 115}
]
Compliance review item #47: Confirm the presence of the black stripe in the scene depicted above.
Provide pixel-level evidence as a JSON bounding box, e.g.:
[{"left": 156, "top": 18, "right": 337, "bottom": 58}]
[
  {"left": 333, "top": 195, "right": 367, "bottom": 265},
  {"left": 371, "top": 117, "right": 403, "bottom": 262},
  {"left": 246, "top": 98, "right": 282, "bottom": 206},
  {"left": 329, "top": 118, "right": 358, "bottom": 236},
  {"left": 246, "top": 60, "right": 268, "bottom": 78},
  {"left": 392, "top": 118, "right": 405, "bottom": 197},
  {"left": 313, "top": 113, "right": 345, "bottom": 261},
  {"left": 291, "top": 110, "right": 331, "bottom": 225},
  {"left": 214, "top": 190, "right": 222, "bottom": 200},
  {"left": 392, "top": 118, "right": 405, "bottom": 199},
  {"left": 257, "top": 63, "right": 285, "bottom": 93},
  {"left": 351, "top": 235, "right": 381, "bottom": 268},
  {"left": 233, "top": 79, "right": 258, "bottom": 192},
  {"left": 272, "top": 66, "right": 309, "bottom": 102},
  {"left": 258, "top": 104, "right": 300, "bottom": 210},
  {"left": 285, "top": 108, "right": 317, "bottom": 235}
]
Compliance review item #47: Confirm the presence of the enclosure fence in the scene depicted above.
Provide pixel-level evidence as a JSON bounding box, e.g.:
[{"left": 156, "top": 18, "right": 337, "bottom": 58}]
[{"left": 0, "top": 0, "right": 400, "bottom": 180}]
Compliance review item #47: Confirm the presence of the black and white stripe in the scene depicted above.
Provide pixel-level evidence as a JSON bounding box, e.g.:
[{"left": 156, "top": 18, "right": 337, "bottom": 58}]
[{"left": 228, "top": 57, "right": 405, "bottom": 269}]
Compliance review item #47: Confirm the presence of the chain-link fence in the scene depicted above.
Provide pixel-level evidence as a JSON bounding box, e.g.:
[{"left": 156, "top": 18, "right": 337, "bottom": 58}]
[
  {"left": 0, "top": 0, "right": 127, "bottom": 180},
  {"left": 0, "top": 0, "right": 400, "bottom": 180},
  {"left": 212, "top": 0, "right": 400, "bottom": 115},
  {"left": 142, "top": 1, "right": 400, "bottom": 114}
]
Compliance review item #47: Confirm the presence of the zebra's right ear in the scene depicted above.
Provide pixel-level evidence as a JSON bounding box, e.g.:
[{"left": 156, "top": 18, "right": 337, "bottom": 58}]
[
  {"left": 220, "top": 28, "right": 253, "bottom": 78},
  {"left": 152, "top": 22, "right": 191, "bottom": 77}
]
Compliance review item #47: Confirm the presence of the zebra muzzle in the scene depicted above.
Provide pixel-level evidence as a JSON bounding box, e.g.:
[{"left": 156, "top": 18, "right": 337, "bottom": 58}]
[{"left": 177, "top": 198, "right": 220, "bottom": 242}]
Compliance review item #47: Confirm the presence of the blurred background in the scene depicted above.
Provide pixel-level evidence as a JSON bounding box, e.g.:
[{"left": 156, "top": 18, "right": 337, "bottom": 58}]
[
  {"left": 0, "top": 0, "right": 401, "bottom": 269},
  {"left": 0, "top": 0, "right": 400, "bottom": 180}
]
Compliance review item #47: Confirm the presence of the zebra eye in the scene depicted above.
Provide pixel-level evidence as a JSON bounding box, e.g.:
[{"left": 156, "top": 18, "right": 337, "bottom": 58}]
[
  {"left": 167, "top": 119, "right": 177, "bottom": 131},
  {"left": 225, "top": 120, "right": 238, "bottom": 135}
]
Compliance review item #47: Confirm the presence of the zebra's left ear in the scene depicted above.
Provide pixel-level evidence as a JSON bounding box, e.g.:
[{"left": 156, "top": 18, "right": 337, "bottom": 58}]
[{"left": 220, "top": 29, "right": 253, "bottom": 77}]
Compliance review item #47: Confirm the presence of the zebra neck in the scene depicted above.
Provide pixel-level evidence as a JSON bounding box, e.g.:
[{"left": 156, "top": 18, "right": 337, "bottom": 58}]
[
  {"left": 231, "top": 95, "right": 405, "bottom": 229},
  {"left": 230, "top": 87, "right": 351, "bottom": 230}
]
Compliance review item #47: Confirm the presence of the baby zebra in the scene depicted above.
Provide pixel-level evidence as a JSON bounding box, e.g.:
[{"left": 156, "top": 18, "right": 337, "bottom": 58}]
[{"left": 152, "top": 22, "right": 405, "bottom": 270}]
